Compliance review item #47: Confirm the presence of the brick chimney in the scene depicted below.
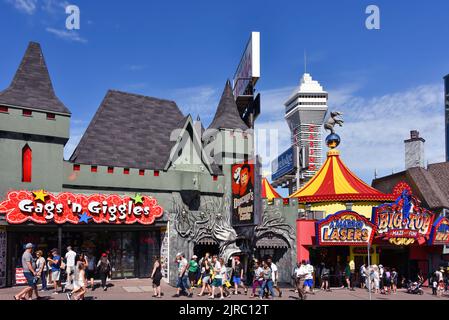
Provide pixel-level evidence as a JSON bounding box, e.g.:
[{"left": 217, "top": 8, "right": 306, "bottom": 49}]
[{"left": 404, "top": 130, "right": 425, "bottom": 169}]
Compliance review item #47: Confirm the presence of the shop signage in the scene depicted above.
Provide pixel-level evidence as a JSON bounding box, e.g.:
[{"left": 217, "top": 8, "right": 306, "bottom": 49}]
[
  {"left": 429, "top": 217, "right": 449, "bottom": 245},
  {"left": 372, "top": 182, "right": 435, "bottom": 246},
  {"left": 0, "top": 190, "right": 164, "bottom": 225},
  {"left": 15, "top": 268, "right": 26, "bottom": 285},
  {"left": 271, "top": 146, "right": 297, "bottom": 181},
  {"left": 231, "top": 163, "right": 255, "bottom": 226},
  {"left": 316, "top": 210, "right": 377, "bottom": 246}
]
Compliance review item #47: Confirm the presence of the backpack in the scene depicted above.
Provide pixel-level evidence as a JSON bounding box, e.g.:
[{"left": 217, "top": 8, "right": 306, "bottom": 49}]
[{"left": 99, "top": 258, "right": 110, "bottom": 273}]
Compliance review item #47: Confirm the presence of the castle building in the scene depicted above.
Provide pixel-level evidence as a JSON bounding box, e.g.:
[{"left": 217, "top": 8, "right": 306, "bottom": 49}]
[{"left": 0, "top": 42, "right": 261, "bottom": 287}]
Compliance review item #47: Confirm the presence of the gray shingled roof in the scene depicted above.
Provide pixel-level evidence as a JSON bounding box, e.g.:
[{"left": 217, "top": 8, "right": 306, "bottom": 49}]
[
  {"left": 0, "top": 42, "right": 70, "bottom": 114},
  {"left": 69, "top": 90, "right": 185, "bottom": 170},
  {"left": 372, "top": 162, "right": 449, "bottom": 210},
  {"left": 207, "top": 80, "right": 248, "bottom": 131}
]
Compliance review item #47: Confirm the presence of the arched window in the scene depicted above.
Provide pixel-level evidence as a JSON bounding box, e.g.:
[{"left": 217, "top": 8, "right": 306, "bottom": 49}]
[{"left": 22, "top": 144, "right": 32, "bottom": 183}]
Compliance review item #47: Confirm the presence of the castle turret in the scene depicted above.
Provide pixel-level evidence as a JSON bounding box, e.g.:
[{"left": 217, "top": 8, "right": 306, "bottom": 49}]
[{"left": 0, "top": 42, "right": 70, "bottom": 196}]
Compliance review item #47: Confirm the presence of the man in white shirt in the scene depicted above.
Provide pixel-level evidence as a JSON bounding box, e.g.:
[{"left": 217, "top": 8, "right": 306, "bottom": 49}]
[
  {"left": 267, "top": 257, "right": 282, "bottom": 297},
  {"left": 304, "top": 261, "right": 315, "bottom": 294},
  {"left": 295, "top": 260, "right": 307, "bottom": 300},
  {"left": 209, "top": 255, "right": 224, "bottom": 300},
  {"left": 64, "top": 246, "right": 77, "bottom": 291}
]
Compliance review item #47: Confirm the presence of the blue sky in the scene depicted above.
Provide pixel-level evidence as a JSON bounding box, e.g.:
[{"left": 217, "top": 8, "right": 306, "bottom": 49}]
[{"left": 1, "top": 0, "right": 449, "bottom": 194}]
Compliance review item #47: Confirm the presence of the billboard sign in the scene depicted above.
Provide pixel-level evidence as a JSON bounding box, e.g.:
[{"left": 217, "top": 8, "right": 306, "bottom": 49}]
[
  {"left": 316, "top": 210, "right": 377, "bottom": 246},
  {"left": 233, "top": 31, "right": 260, "bottom": 98},
  {"left": 231, "top": 163, "right": 255, "bottom": 226},
  {"left": 372, "top": 182, "right": 435, "bottom": 246},
  {"left": 429, "top": 216, "right": 449, "bottom": 245},
  {"left": 271, "top": 146, "right": 297, "bottom": 181}
]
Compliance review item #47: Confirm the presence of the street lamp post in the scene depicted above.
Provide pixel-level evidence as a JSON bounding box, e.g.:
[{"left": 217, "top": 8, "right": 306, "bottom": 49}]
[{"left": 367, "top": 243, "right": 372, "bottom": 301}]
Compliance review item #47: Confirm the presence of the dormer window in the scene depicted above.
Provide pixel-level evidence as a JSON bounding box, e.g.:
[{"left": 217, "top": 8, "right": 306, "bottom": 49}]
[
  {"left": 23, "top": 109, "right": 32, "bottom": 116},
  {"left": 0, "top": 106, "right": 8, "bottom": 113},
  {"left": 46, "top": 113, "right": 55, "bottom": 120}
]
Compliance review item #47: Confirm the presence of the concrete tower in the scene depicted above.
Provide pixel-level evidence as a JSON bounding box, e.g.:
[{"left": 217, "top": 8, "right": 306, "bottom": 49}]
[{"left": 285, "top": 73, "right": 328, "bottom": 190}]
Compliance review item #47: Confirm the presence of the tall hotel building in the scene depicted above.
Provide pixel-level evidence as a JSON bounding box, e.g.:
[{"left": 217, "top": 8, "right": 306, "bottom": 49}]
[{"left": 285, "top": 73, "right": 328, "bottom": 190}]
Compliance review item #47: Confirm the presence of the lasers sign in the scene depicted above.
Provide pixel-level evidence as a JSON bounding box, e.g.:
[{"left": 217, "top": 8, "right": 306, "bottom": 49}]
[
  {"left": 316, "top": 210, "right": 376, "bottom": 246},
  {"left": 0, "top": 190, "right": 164, "bottom": 225}
]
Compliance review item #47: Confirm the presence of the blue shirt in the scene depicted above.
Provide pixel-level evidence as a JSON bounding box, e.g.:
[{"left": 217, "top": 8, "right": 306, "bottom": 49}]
[{"left": 51, "top": 255, "right": 61, "bottom": 272}]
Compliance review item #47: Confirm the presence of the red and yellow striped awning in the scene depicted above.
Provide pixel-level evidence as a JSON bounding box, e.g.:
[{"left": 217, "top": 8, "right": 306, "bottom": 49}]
[
  {"left": 261, "top": 177, "right": 282, "bottom": 201},
  {"left": 289, "top": 149, "right": 394, "bottom": 203}
]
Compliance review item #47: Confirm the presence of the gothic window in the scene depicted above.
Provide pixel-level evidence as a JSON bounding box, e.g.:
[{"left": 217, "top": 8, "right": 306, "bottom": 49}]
[{"left": 22, "top": 144, "right": 32, "bottom": 182}]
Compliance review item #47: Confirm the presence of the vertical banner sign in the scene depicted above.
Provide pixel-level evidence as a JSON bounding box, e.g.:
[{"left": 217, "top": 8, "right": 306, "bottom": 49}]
[
  {"left": 231, "top": 163, "right": 255, "bottom": 226},
  {"left": 0, "top": 227, "right": 6, "bottom": 288},
  {"left": 160, "top": 225, "right": 169, "bottom": 281}
]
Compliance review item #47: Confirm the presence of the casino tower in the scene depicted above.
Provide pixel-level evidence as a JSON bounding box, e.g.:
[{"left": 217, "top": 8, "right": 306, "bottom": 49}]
[{"left": 284, "top": 73, "right": 328, "bottom": 190}]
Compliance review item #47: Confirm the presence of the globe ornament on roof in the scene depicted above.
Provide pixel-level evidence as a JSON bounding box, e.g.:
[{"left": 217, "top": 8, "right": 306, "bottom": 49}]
[
  {"left": 326, "top": 133, "right": 341, "bottom": 149},
  {"left": 324, "top": 111, "right": 344, "bottom": 149}
]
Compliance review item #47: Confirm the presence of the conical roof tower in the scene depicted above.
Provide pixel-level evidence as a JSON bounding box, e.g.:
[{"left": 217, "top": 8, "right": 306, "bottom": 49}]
[{"left": 0, "top": 42, "right": 70, "bottom": 114}]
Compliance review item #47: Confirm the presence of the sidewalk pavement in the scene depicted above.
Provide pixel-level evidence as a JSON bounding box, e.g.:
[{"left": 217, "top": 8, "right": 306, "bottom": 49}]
[{"left": 2, "top": 278, "right": 448, "bottom": 300}]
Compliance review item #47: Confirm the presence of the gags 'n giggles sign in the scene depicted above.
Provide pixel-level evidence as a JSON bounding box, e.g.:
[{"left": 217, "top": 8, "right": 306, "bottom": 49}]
[{"left": 0, "top": 190, "right": 164, "bottom": 225}]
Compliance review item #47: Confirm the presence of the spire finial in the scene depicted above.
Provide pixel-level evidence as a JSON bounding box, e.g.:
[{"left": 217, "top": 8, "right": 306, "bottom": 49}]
[{"left": 304, "top": 50, "right": 307, "bottom": 74}]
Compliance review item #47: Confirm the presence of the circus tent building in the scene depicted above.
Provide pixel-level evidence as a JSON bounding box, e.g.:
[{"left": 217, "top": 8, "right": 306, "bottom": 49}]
[
  {"left": 261, "top": 177, "right": 282, "bottom": 203},
  {"left": 291, "top": 146, "right": 395, "bottom": 275}
]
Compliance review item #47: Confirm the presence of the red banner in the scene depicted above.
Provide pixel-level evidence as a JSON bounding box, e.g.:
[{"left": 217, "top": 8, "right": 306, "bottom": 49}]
[{"left": 0, "top": 190, "right": 164, "bottom": 225}]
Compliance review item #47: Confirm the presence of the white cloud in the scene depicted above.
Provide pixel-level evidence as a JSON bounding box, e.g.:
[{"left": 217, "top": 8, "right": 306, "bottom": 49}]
[
  {"left": 64, "top": 121, "right": 88, "bottom": 160},
  {"left": 255, "top": 82, "right": 445, "bottom": 184},
  {"left": 124, "top": 64, "right": 147, "bottom": 72},
  {"left": 336, "top": 84, "right": 444, "bottom": 179},
  {"left": 6, "top": 0, "right": 37, "bottom": 14},
  {"left": 41, "top": 0, "right": 68, "bottom": 13},
  {"left": 169, "top": 86, "right": 219, "bottom": 125},
  {"left": 46, "top": 27, "right": 87, "bottom": 43}
]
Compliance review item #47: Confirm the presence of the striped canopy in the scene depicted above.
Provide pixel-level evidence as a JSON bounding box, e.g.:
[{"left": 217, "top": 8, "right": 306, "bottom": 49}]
[
  {"left": 290, "top": 149, "right": 394, "bottom": 203},
  {"left": 261, "top": 177, "right": 282, "bottom": 201}
]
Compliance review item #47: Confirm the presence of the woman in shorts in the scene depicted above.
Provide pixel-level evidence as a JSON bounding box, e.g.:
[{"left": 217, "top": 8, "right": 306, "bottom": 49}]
[
  {"left": 197, "top": 258, "right": 212, "bottom": 297},
  {"left": 67, "top": 261, "right": 86, "bottom": 300}
]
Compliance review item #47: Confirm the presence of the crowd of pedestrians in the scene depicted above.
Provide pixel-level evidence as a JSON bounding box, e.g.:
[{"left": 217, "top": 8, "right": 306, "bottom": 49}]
[
  {"left": 159, "top": 252, "right": 283, "bottom": 300},
  {"left": 14, "top": 243, "right": 112, "bottom": 300},
  {"left": 14, "top": 244, "right": 449, "bottom": 300},
  {"left": 360, "top": 264, "right": 398, "bottom": 294}
]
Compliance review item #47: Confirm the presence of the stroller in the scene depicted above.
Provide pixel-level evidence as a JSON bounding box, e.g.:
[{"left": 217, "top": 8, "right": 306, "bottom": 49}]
[{"left": 406, "top": 280, "right": 424, "bottom": 295}]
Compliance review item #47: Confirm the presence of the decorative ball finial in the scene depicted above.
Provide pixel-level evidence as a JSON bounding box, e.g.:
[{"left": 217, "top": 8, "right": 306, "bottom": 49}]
[
  {"left": 324, "top": 111, "right": 344, "bottom": 149},
  {"left": 326, "top": 133, "right": 341, "bottom": 149}
]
